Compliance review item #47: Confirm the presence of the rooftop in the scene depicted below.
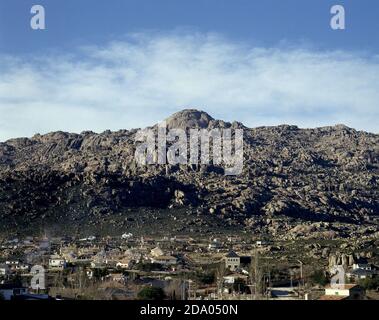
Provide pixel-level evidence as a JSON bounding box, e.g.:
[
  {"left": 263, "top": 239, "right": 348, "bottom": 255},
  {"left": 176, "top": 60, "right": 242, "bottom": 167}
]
[
  {"left": 225, "top": 250, "right": 239, "bottom": 258},
  {"left": 325, "top": 284, "right": 359, "bottom": 290}
]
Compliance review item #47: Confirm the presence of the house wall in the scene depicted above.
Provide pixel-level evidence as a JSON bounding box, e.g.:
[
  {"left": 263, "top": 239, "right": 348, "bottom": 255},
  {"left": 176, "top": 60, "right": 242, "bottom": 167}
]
[
  {"left": 225, "top": 258, "right": 240, "bottom": 271},
  {"left": 325, "top": 288, "right": 350, "bottom": 296}
]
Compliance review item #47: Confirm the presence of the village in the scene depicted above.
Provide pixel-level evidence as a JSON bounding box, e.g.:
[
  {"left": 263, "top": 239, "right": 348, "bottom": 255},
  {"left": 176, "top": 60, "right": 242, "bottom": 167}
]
[{"left": 1, "top": 233, "right": 378, "bottom": 301}]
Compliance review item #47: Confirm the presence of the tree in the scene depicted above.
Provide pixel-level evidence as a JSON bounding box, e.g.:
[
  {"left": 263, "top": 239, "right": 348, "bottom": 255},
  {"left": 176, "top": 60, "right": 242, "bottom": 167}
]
[
  {"left": 233, "top": 278, "right": 248, "bottom": 293},
  {"left": 249, "top": 250, "right": 263, "bottom": 298},
  {"left": 136, "top": 263, "right": 163, "bottom": 272},
  {"left": 138, "top": 286, "right": 166, "bottom": 300},
  {"left": 92, "top": 268, "right": 109, "bottom": 281},
  {"left": 216, "top": 261, "right": 226, "bottom": 298},
  {"left": 196, "top": 271, "right": 215, "bottom": 285},
  {"left": 310, "top": 269, "right": 329, "bottom": 286},
  {"left": 358, "top": 277, "right": 379, "bottom": 290}
]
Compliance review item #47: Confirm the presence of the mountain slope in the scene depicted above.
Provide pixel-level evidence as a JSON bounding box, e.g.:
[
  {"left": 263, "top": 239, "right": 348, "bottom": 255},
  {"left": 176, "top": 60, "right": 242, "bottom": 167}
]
[{"left": 0, "top": 109, "right": 378, "bottom": 237}]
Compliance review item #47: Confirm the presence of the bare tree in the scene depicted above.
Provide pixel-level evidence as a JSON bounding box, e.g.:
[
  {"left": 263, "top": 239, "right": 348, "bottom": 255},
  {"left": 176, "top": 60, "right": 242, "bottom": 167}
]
[
  {"left": 216, "top": 260, "right": 226, "bottom": 299},
  {"left": 249, "top": 249, "right": 263, "bottom": 300}
]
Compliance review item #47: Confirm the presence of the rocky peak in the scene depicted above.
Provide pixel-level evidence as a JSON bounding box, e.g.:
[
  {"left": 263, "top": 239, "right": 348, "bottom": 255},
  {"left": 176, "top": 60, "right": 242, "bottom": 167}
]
[{"left": 164, "top": 109, "right": 215, "bottom": 129}]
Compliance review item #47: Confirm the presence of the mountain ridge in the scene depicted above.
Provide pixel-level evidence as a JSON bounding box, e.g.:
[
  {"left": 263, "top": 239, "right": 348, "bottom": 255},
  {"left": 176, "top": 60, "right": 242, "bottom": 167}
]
[
  {"left": 2, "top": 109, "right": 373, "bottom": 144},
  {"left": 0, "top": 109, "right": 378, "bottom": 238}
]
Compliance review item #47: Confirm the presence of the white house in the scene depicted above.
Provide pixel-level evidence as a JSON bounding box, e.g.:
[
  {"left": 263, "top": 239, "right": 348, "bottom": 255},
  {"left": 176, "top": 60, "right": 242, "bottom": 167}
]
[
  {"left": 223, "top": 273, "right": 248, "bottom": 285},
  {"left": 208, "top": 239, "right": 222, "bottom": 251},
  {"left": 353, "top": 263, "right": 372, "bottom": 271},
  {"left": 347, "top": 268, "right": 374, "bottom": 280},
  {"left": 116, "top": 258, "right": 132, "bottom": 269},
  {"left": 121, "top": 233, "right": 133, "bottom": 240},
  {"left": 256, "top": 241, "right": 267, "bottom": 247},
  {"left": 320, "top": 284, "right": 365, "bottom": 300},
  {"left": 5, "top": 260, "right": 19, "bottom": 267},
  {"left": 225, "top": 251, "right": 240, "bottom": 271},
  {"left": 15, "top": 264, "right": 30, "bottom": 272},
  {"left": 346, "top": 264, "right": 375, "bottom": 280},
  {"left": 48, "top": 255, "right": 66, "bottom": 270},
  {"left": 151, "top": 247, "right": 164, "bottom": 258}
]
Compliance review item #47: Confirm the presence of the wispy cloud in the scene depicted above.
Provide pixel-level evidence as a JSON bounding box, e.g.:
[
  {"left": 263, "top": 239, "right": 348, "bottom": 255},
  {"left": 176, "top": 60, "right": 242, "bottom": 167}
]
[{"left": 0, "top": 32, "right": 378, "bottom": 141}]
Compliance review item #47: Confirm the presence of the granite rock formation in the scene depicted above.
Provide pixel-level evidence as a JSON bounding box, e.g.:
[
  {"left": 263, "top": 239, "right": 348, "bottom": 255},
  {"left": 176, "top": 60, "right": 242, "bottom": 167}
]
[{"left": 0, "top": 109, "right": 378, "bottom": 237}]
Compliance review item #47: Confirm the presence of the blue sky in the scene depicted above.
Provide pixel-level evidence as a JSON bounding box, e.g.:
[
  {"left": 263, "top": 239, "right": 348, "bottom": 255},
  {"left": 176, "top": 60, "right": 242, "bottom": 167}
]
[
  {"left": 0, "top": 0, "right": 379, "bottom": 140},
  {"left": 1, "top": 0, "right": 379, "bottom": 54}
]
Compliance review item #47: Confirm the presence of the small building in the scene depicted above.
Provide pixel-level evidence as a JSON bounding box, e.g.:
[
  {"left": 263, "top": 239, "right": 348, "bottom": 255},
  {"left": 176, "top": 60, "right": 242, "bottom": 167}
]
[
  {"left": 353, "top": 263, "right": 372, "bottom": 271},
  {"left": 121, "top": 233, "right": 133, "bottom": 240},
  {"left": 15, "top": 264, "right": 30, "bottom": 272},
  {"left": 346, "top": 268, "right": 374, "bottom": 280},
  {"left": 256, "top": 240, "right": 267, "bottom": 247},
  {"left": 151, "top": 255, "right": 177, "bottom": 266},
  {"left": 223, "top": 273, "right": 248, "bottom": 285},
  {"left": 48, "top": 255, "right": 66, "bottom": 270},
  {"left": 5, "top": 260, "right": 20, "bottom": 267},
  {"left": 320, "top": 284, "right": 365, "bottom": 300},
  {"left": 208, "top": 239, "right": 222, "bottom": 251},
  {"left": 151, "top": 247, "right": 164, "bottom": 258},
  {"left": 225, "top": 251, "right": 240, "bottom": 271},
  {"left": 116, "top": 258, "right": 132, "bottom": 269}
]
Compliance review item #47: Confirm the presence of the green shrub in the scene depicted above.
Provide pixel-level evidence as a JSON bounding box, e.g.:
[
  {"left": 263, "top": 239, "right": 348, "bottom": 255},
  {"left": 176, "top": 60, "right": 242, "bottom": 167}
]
[
  {"left": 92, "top": 268, "right": 109, "bottom": 280},
  {"left": 233, "top": 278, "right": 248, "bottom": 293},
  {"left": 136, "top": 263, "right": 163, "bottom": 272},
  {"left": 310, "top": 270, "right": 329, "bottom": 286},
  {"left": 137, "top": 286, "right": 166, "bottom": 300},
  {"left": 196, "top": 272, "right": 215, "bottom": 285},
  {"left": 358, "top": 277, "right": 379, "bottom": 290}
]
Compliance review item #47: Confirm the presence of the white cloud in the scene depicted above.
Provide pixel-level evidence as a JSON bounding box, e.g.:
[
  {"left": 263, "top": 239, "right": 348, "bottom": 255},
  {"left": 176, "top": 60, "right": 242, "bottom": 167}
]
[{"left": 0, "top": 32, "right": 378, "bottom": 141}]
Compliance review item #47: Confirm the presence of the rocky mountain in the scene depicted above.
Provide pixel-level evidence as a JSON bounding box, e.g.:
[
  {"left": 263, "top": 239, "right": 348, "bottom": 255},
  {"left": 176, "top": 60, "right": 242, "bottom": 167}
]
[{"left": 0, "top": 109, "right": 378, "bottom": 238}]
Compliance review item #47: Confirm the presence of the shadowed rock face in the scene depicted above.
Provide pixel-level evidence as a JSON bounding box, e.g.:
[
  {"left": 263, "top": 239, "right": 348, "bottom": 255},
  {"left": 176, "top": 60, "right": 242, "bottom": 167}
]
[{"left": 0, "top": 109, "right": 378, "bottom": 237}]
